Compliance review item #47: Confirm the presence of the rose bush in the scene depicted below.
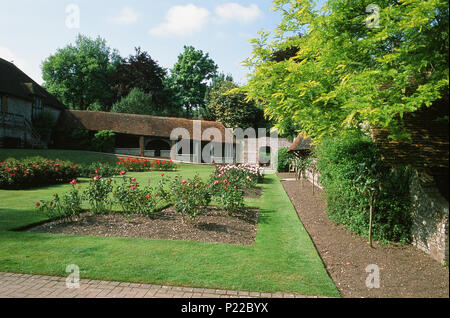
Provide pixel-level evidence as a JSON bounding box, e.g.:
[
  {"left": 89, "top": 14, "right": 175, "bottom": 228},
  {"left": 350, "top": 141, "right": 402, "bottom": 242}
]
[
  {"left": 116, "top": 158, "right": 178, "bottom": 172},
  {"left": 83, "top": 176, "right": 114, "bottom": 214},
  {"left": 35, "top": 180, "right": 83, "bottom": 221},
  {"left": 113, "top": 176, "right": 156, "bottom": 216},
  {"left": 0, "top": 157, "right": 81, "bottom": 189}
]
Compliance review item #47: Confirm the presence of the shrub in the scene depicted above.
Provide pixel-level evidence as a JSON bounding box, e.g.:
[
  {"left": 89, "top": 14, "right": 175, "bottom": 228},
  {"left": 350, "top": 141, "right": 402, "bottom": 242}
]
[
  {"left": 35, "top": 180, "right": 83, "bottom": 221},
  {"left": 80, "top": 162, "right": 119, "bottom": 178},
  {"left": 315, "top": 133, "right": 412, "bottom": 243},
  {"left": 212, "top": 164, "right": 263, "bottom": 189},
  {"left": 116, "top": 158, "right": 178, "bottom": 172},
  {"left": 113, "top": 176, "right": 156, "bottom": 216},
  {"left": 83, "top": 176, "right": 114, "bottom": 214},
  {"left": 276, "top": 147, "right": 295, "bottom": 172},
  {"left": 168, "top": 175, "right": 212, "bottom": 221},
  {"left": 92, "top": 130, "right": 116, "bottom": 153},
  {"left": 0, "top": 157, "right": 81, "bottom": 189},
  {"left": 210, "top": 177, "right": 244, "bottom": 215}
]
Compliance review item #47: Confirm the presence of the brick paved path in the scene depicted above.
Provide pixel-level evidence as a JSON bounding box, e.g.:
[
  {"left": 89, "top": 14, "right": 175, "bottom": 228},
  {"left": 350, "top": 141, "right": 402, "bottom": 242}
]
[{"left": 0, "top": 272, "right": 317, "bottom": 298}]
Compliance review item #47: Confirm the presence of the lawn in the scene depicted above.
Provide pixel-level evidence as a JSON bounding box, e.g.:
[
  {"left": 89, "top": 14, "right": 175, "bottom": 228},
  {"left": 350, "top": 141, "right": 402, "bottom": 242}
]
[{"left": 0, "top": 149, "right": 339, "bottom": 297}]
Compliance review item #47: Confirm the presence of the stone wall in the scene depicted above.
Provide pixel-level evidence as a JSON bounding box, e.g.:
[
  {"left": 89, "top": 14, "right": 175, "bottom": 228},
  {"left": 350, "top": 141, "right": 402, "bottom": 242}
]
[{"left": 410, "top": 169, "right": 449, "bottom": 265}]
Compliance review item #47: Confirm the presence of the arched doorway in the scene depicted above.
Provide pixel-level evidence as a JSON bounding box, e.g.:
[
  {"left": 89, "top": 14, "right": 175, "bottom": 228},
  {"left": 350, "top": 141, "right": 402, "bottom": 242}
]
[
  {"left": 146, "top": 139, "right": 171, "bottom": 158},
  {"left": 259, "top": 146, "right": 271, "bottom": 167}
]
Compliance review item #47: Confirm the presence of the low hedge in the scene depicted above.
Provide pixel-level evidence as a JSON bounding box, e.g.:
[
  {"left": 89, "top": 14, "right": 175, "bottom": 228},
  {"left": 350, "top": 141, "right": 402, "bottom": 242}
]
[{"left": 0, "top": 157, "right": 81, "bottom": 189}]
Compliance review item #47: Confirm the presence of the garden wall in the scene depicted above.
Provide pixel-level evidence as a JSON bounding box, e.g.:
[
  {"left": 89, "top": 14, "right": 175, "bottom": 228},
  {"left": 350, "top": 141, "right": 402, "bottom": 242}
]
[{"left": 410, "top": 169, "right": 449, "bottom": 265}]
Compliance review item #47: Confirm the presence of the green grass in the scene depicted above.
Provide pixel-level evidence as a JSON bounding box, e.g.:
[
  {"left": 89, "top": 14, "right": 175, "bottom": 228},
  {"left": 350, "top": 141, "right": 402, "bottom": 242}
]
[
  {"left": 0, "top": 149, "right": 339, "bottom": 296},
  {"left": 0, "top": 149, "right": 120, "bottom": 166}
]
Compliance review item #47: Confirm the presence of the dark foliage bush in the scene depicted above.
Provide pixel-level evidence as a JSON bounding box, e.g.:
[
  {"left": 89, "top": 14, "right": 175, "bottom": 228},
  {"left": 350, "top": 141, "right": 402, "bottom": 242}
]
[
  {"left": 92, "top": 130, "right": 116, "bottom": 153},
  {"left": 315, "top": 134, "right": 412, "bottom": 243},
  {"left": 276, "top": 147, "right": 295, "bottom": 172}
]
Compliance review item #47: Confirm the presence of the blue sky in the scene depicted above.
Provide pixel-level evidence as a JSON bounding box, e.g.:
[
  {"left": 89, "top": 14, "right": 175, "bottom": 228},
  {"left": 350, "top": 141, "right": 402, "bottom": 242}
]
[{"left": 0, "top": 1, "right": 285, "bottom": 85}]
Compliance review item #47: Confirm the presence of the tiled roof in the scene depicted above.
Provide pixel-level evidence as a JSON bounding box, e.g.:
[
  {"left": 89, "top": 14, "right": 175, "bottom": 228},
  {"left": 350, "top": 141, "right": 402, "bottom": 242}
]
[
  {"left": 0, "top": 58, "right": 66, "bottom": 110},
  {"left": 371, "top": 100, "right": 449, "bottom": 169},
  {"left": 287, "top": 133, "right": 314, "bottom": 153},
  {"left": 60, "top": 110, "right": 230, "bottom": 142}
]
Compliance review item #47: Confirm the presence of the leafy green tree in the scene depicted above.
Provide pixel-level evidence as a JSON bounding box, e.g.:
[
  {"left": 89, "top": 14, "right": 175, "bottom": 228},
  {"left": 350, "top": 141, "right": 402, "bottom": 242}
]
[
  {"left": 169, "top": 46, "right": 218, "bottom": 118},
  {"left": 110, "top": 47, "right": 171, "bottom": 113},
  {"left": 42, "top": 34, "right": 120, "bottom": 110},
  {"left": 205, "top": 78, "right": 266, "bottom": 129},
  {"left": 242, "top": 0, "right": 449, "bottom": 141},
  {"left": 110, "top": 88, "right": 157, "bottom": 115}
]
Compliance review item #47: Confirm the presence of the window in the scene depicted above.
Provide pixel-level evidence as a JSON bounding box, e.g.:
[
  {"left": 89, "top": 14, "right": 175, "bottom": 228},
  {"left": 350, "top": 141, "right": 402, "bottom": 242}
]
[
  {"left": 1, "top": 95, "right": 7, "bottom": 113},
  {"left": 32, "top": 97, "right": 42, "bottom": 118}
]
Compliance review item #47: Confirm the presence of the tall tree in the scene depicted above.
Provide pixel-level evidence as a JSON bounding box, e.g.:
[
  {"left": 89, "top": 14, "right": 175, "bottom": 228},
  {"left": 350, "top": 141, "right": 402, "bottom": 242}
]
[
  {"left": 110, "top": 47, "right": 169, "bottom": 112},
  {"left": 42, "top": 34, "right": 120, "bottom": 110},
  {"left": 110, "top": 88, "right": 156, "bottom": 116},
  {"left": 242, "top": 0, "right": 449, "bottom": 141},
  {"left": 205, "top": 78, "right": 266, "bottom": 129},
  {"left": 169, "top": 46, "right": 218, "bottom": 118}
]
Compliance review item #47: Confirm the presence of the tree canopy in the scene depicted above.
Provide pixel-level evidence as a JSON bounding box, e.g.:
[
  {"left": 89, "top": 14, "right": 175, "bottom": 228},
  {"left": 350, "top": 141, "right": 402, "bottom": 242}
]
[
  {"left": 110, "top": 47, "right": 168, "bottom": 111},
  {"left": 42, "top": 34, "right": 120, "bottom": 110},
  {"left": 205, "top": 77, "right": 267, "bottom": 129},
  {"left": 110, "top": 88, "right": 157, "bottom": 116},
  {"left": 241, "top": 0, "right": 449, "bottom": 141},
  {"left": 169, "top": 46, "right": 218, "bottom": 118}
]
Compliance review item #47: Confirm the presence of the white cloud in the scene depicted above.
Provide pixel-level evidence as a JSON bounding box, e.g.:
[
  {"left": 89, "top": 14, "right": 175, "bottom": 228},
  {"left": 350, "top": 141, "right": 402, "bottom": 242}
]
[
  {"left": 215, "top": 3, "right": 262, "bottom": 24},
  {"left": 110, "top": 6, "right": 139, "bottom": 24},
  {"left": 149, "top": 4, "right": 210, "bottom": 37}
]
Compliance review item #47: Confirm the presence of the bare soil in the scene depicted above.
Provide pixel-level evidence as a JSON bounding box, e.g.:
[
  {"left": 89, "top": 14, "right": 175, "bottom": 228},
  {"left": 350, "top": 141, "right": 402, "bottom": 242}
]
[
  {"left": 278, "top": 172, "right": 449, "bottom": 298},
  {"left": 243, "top": 187, "right": 262, "bottom": 199},
  {"left": 26, "top": 207, "right": 259, "bottom": 246}
]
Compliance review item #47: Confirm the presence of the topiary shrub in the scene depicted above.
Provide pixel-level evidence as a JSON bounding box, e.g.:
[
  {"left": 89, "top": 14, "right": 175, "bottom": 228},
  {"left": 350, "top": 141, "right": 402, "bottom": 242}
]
[
  {"left": 276, "top": 147, "right": 295, "bottom": 172},
  {"left": 315, "top": 133, "right": 412, "bottom": 243}
]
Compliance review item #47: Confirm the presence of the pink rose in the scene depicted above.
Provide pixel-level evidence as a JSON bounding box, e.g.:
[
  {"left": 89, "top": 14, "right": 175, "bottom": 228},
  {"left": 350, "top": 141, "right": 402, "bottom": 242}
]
[
  {"left": 214, "top": 180, "right": 219, "bottom": 185},
  {"left": 181, "top": 179, "right": 187, "bottom": 185},
  {"left": 161, "top": 173, "right": 164, "bottom": 177},
  {"left": 120, "top": 170, "right": 127, "bottom": 175},
  {"left": 131, "top": 177, "right": 137, "bottom": 182},
  {"left": 145, "top": 194, "right": 151, "bottom": 199}
]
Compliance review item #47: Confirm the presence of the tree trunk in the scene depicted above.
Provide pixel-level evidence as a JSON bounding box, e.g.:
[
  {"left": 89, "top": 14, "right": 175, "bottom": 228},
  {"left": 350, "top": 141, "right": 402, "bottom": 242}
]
[
  {"left": 368, "top": 195, "right": 374, "bottom": 248},
  {"left": 312, "top": 171, "right": 315, "bottom": 196}
]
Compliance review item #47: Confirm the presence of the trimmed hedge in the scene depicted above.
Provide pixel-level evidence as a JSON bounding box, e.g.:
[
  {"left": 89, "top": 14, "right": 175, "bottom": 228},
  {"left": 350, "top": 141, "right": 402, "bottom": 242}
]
[
  {"left": 315, "top": 134, "right": 412, "bottom": 243},
  {"left": 0, "top": 157, "right": 81, "bottom": 189}
]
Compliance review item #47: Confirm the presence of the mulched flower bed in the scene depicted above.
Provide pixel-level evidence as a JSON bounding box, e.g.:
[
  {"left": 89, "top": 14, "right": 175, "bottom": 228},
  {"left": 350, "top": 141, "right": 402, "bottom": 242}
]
[
  {"left": 26, "top": 207, "right": 259, "bottom": 246},
  {"left": 243, "top": 187, "right": 262, "bottom": 199},
  {"left": 278, "top": 172, "right": 449, "bottom": 298}
]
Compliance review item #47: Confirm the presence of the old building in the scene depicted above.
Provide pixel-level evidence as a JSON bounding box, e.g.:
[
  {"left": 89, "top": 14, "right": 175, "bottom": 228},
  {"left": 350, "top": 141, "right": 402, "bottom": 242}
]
[
  {"left": 0, "top": 58, "right": 66, "bottom": 148},
  {"left": 371, "top": 100, "right": 449, "bottom": 264}
]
